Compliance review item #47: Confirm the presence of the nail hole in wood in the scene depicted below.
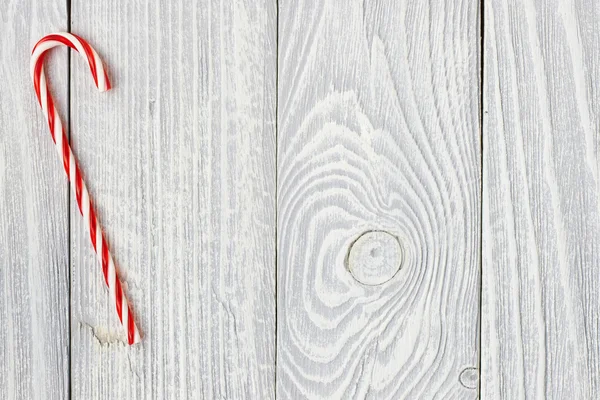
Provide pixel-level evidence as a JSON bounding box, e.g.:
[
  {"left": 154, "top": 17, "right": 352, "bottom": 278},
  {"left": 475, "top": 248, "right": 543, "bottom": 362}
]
[
  {"left": 458, "top": 367, "right": 478, "bottom": 389},
  {"left": 347, "top": 230, "right": 403, "bottom": 286}
]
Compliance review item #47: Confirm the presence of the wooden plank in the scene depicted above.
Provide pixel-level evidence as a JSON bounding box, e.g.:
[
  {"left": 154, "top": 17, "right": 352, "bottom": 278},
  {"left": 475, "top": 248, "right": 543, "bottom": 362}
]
[
  {"left": 277, "top": 1, "right": 481, "bottom": 398},
  {"left": 482, "top": 0, "right": 600, "bottom": 398},
  {"left": 69, "top": 0, "right": 276, "bottom": 398},
  {"left": 0, "top": 2, "right": 70, "bottom": 400}
]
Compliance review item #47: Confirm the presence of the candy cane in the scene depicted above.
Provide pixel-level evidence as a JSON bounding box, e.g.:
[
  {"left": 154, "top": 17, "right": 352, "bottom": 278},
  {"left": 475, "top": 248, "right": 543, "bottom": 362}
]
[{"left": 31, "top": 33, "right": 140, "bottom": 345}]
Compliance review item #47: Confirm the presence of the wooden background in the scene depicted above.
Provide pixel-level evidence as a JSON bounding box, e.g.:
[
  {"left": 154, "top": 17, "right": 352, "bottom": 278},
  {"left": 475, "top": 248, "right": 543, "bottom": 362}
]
[{"left": 0, "top": 0, "right": 598, "bottom": 399}]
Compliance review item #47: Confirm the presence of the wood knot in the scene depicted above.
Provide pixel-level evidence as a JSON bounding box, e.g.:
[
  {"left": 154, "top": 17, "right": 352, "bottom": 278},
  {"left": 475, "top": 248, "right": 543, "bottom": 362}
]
[{"left": 347, "top": 230, "right": 402, "bottom": 285}]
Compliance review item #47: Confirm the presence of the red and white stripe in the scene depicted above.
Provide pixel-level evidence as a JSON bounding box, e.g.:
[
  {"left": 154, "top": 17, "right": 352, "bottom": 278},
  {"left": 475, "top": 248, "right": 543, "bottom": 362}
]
[{"left": 31, "top": 33, "right": 140, "bottom": 345}]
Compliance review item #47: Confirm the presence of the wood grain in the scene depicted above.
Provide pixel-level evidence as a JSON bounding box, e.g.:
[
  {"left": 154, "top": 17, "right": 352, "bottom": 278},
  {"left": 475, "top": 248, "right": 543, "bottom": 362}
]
[
  {"left": 0, "top": 2, "right": 70, "bottom": 399},
  {"left": 277, "top": 0, "right": 481, "bottom": 398},
  {"left": 482, "top": 0, "right": 600, "bottom": 398},
  {"left": 69, "top": 0, "right": 276, "bottom": 398}
]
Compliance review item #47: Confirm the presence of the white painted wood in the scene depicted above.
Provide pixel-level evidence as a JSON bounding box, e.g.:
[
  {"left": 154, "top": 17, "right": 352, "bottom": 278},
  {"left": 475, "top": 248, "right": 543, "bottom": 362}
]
[
  {"left": 68, "top": 0, "right": 276, "bottom": 398},
  {"left": 277, "top": 1, "right": 481, "bottom": 398},
  {"left": 482, "top": 0, "right": 600, "bottom": 398},
  {"left": 0, "top": 2, "right": 70, "bottom": 400}
]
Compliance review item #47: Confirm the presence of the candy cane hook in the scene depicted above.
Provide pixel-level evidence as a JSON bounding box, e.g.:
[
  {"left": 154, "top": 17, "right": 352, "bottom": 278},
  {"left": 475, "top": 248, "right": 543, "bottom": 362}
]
[{"left": 31, "top": 33, "right": 140, "bottom": 345}]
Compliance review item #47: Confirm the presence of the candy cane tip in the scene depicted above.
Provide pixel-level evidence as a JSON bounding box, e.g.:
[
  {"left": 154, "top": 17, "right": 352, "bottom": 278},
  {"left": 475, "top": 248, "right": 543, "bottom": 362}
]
[
  {"left": 98, "top": 80, "right": 112, "bottom": 93},
  {"left": 131, "top": 329, "right": 142, "bottom": 345},
  {"left": 98, "top": 78, "right": 111, "bottom": 92}
]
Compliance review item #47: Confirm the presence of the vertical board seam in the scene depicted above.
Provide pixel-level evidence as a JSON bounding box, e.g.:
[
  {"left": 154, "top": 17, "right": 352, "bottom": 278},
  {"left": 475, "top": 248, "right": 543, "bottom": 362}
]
[
  {"left": 478, "top": 0, "right": 485, "bottom": 398},
  {"left": 274, "top": 0, "right": 280, "bottom": 397}
]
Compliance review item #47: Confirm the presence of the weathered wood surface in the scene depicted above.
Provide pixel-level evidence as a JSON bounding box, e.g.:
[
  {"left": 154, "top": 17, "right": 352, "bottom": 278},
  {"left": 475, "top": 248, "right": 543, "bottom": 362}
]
[
  {"left": 0, "top": 1, "right": 70, "bottom": 399},
  {"left": 277, "top": 0, "right": 481, "bottom": 398},
  {"left": 482, "top": 0, "right": 600, "bottom": 398},
  {"left": 6, "top": 0, "right": 600, "bottom": 398},
  {"left": 68, "top": 0, "right": 276, "bottom": 399}
]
